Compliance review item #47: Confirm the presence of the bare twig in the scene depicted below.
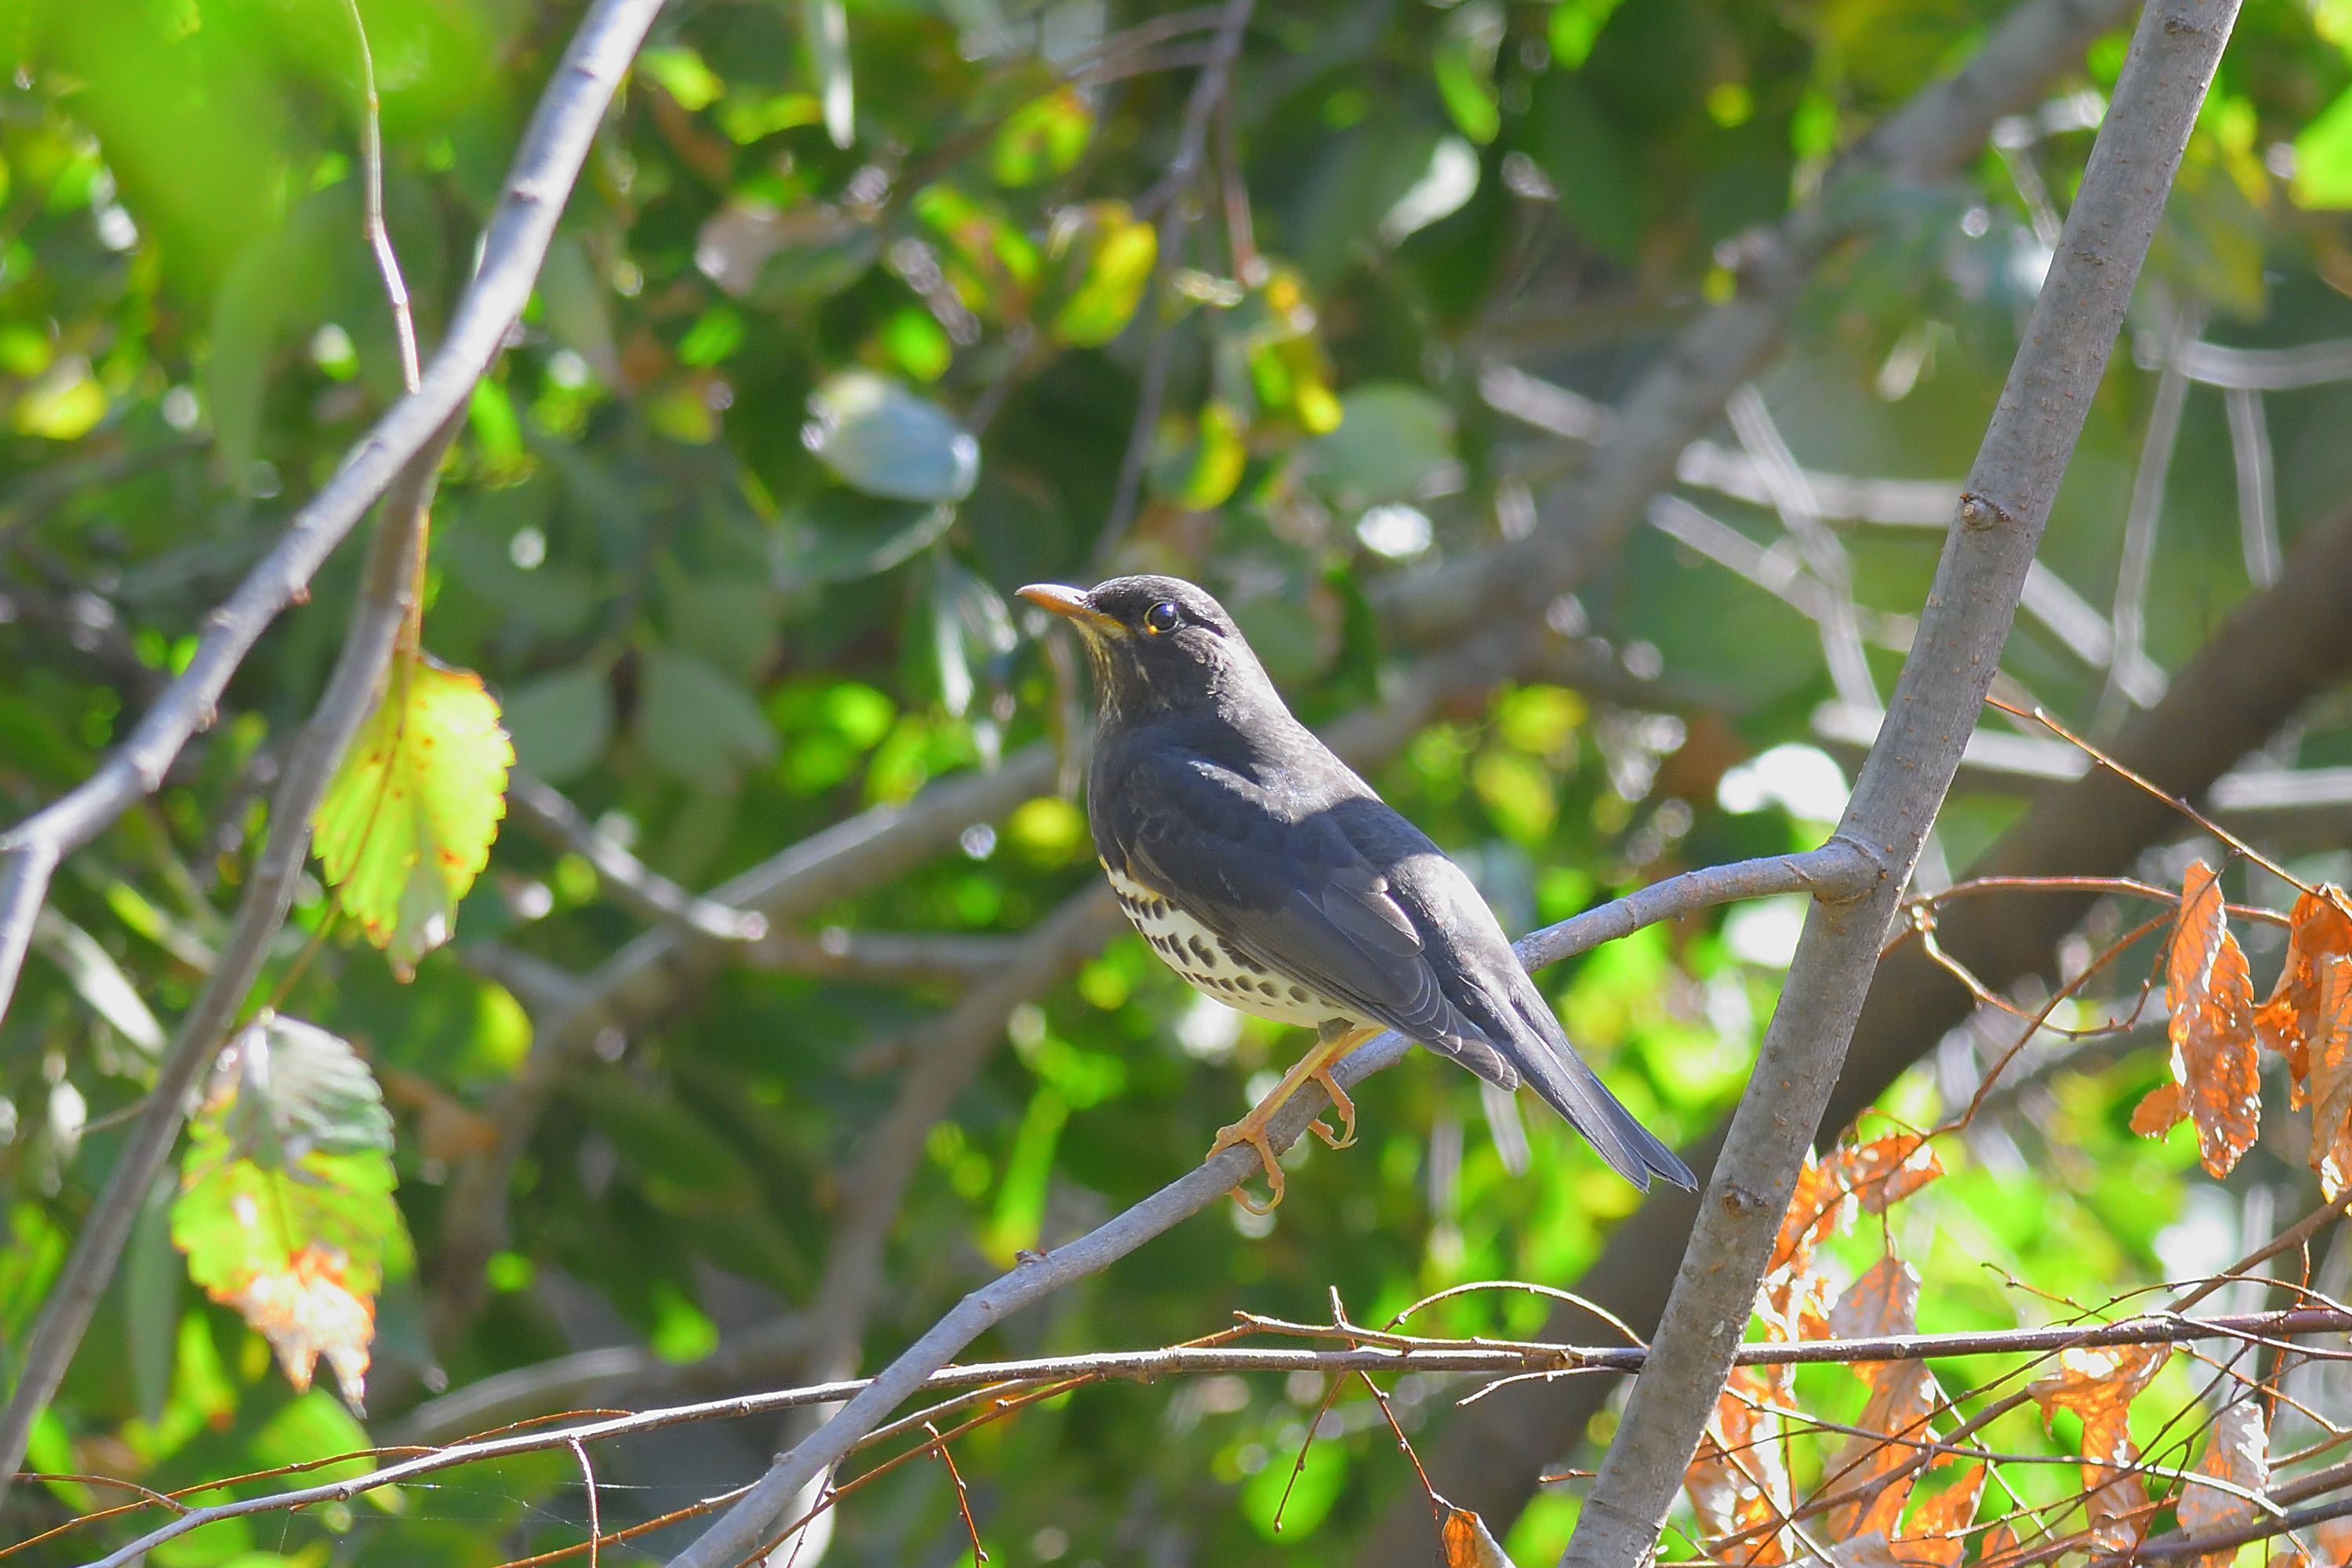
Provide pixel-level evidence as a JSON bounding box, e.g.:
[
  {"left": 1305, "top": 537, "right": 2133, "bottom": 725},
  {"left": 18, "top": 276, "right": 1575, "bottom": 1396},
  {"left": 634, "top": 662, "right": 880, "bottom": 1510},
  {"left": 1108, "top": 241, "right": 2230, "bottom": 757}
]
[
  {"left": 0, "top": 0, "right": 670, "bottom": 1032},
  {"left": 1559, "top": 2, "right": 2241, "bottom": 1560},
  {"left": 506, "top": 771, "right": 768, "bottom": 942},
  {"left": 49, "top": 1304, "right": 2352, "bottom": 1566},
  {"left": 341, "top": 0, "right": 422, "bottom": 396},
  {"left": 1091, "top": 0, "right": 1258, "bottom": 570}
]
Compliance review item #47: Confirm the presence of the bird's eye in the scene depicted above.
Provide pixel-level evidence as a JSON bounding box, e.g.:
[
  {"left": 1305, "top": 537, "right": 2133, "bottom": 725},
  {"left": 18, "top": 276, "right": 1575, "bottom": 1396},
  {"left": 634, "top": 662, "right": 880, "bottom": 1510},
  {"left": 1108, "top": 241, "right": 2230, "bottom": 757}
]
[{"left": 1142, "top": 600, "right": 1181, "bottom": 635}]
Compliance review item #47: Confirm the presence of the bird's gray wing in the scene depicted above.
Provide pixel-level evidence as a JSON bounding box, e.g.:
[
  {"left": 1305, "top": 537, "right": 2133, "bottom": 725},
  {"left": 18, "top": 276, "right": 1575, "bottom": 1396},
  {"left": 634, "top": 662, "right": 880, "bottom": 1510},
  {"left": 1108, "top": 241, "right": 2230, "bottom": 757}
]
[{"left": 1103, "top": 754, "right": 1519, "bottom": 1090}]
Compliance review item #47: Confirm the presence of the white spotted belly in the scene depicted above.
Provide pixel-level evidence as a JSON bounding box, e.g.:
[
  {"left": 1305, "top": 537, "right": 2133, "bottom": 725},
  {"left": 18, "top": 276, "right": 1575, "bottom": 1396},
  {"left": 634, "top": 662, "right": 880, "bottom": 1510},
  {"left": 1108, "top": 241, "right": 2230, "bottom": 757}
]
[{"left": 1105, "top": 864, "right": 1351, "bottom": 1029}]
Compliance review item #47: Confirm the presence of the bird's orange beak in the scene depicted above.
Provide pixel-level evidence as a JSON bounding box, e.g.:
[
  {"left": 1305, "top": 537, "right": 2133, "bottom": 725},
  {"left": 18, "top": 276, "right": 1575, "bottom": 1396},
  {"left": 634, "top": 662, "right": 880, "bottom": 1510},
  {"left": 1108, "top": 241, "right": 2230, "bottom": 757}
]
[{"left": 1018, "top": 583, "right": 1122, "bottom": 634}]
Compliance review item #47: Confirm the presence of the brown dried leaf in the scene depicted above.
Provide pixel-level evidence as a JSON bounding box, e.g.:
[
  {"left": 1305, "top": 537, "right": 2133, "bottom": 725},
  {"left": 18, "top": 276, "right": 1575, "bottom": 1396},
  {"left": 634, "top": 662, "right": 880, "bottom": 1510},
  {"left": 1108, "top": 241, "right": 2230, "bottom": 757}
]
[
  {"left": 2130, "top": 1080, "right": 2185, "bottom": 1136},
  {"left": 1684, "top": 1363, "right": 1795, "bottom": 1564},
  {"left": 1837, "top": 1132, "right": 1945, "bottom": 1214},
  {"left": 2027, "top": 1343, "right": 2169, "bottom": 1552},
  {"left": 2166, "top": 859, "right": 2262, "bottom": 1178},
  {"left": 2255, "top": 886, "right": 2352, "bottom": 1099},
  {"left": 1977, "top": 1521, "right": 2020, "bottom": 1566},
  {"left": 1829, "top": 1256, "right": 1921, "bottom": 1344},
  {"left": 2300, "top": 956, "right": 2352, "bottom": 1198},
  {"left": 2176, "top": 1399, "right": 2267, "bottom": 1568},
  {"left": 220, "top": 1243, "right": 375, "bottom": 1409},
  {"left": 1896, "top": 1461, "right": 1985, "bottom": 1568},
  {"left": 1823, "top": 1359, "right": 1942, "bottom": 1540},
  {"left": 1758, "top": 1149, "right": 1848, "bottom": 1345},
  {"left": 1439, "top": 1506, "right": 1518, "bottom": 1568}
]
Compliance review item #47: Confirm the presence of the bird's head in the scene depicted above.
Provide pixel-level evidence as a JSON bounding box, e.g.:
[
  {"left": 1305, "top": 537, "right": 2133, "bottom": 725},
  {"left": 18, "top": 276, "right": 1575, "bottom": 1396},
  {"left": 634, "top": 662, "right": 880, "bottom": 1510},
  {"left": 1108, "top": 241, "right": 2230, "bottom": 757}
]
[{"left": 1017, "top": 575, "right": 1274, "bottom": 722}]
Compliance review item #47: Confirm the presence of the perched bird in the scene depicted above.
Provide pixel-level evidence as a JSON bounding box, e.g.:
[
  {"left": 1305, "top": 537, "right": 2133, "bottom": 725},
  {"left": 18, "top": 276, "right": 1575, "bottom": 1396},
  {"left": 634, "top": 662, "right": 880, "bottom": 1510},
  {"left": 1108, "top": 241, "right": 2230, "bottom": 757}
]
[{"left": 1018, "top": 574, "right": 1694, "bottom": 1210}]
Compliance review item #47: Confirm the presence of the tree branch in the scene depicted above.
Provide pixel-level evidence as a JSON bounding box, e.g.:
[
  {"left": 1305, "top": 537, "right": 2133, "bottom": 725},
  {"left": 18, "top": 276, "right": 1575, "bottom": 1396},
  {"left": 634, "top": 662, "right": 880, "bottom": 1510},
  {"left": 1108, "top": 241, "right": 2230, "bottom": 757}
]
[
  {"left": 0, "top": 0, "right": 670, "bottom": 1033},
  {"left": 65, "top": 1301, "right": 2352, "bottom": 1566},
  {"left": 506, "top": 770, "right": 769, "bottom": 942},
  {"left": 0, "top": 412, "right": 456, "bottom": 1508},
  {"left": 655, "top": 841, "right": 1869, "bottom": 1566},
  {"left": 1557, "top": 4, "right": 2240, "bottom": 1559}
]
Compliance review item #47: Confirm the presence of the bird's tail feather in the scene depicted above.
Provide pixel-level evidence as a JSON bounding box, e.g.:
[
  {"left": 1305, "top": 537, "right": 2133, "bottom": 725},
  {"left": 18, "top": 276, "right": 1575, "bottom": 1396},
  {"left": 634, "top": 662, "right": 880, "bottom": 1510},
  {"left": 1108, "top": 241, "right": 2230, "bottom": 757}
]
[{"left": 1503, "top": 993, "right": 1697, "bottom": 1192}]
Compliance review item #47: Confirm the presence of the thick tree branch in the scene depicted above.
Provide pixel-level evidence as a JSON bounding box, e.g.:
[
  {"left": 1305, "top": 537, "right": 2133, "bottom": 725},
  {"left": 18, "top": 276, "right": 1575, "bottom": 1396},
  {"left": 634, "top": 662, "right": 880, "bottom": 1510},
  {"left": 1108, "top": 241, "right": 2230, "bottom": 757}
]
[
  {"left": 656, "top": 840, "right": 1870, "bottom": 1566},
  {"left": 1357, "top": 490, "right": 2352, "bottom": 1568},
  {"left": 0, "top": 0, "right": 668, "bottom": 1033},
  {"left": 1558, "top": 4, "right": 2241, "bottom": 1560}
]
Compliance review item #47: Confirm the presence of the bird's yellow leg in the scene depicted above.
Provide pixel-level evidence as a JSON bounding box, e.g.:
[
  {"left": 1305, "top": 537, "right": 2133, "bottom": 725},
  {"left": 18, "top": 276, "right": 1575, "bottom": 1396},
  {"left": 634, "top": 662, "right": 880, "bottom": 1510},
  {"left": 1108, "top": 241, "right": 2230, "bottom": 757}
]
[{"left": 1206, "top": 1023, "right": 1378, "bottom": 1210}]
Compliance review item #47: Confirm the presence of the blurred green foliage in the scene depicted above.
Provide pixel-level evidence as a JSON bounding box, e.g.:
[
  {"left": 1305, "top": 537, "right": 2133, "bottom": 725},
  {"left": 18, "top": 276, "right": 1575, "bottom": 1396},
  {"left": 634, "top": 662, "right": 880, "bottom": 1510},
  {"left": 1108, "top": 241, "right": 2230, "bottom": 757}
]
[{"left": 4, "top": 0, "right": 2352, "bottom": 1561}]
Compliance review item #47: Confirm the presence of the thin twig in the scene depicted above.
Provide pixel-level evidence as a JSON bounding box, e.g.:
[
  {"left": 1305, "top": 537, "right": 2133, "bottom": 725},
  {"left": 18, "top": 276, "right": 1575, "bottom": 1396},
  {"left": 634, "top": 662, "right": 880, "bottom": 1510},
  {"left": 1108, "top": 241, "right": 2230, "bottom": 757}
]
[
  {"left": 1090, "top": 0, "right": 1258, "bottom": 571},
  {"left": 506, "top": 771, "right": 768, "bottom": 942}
]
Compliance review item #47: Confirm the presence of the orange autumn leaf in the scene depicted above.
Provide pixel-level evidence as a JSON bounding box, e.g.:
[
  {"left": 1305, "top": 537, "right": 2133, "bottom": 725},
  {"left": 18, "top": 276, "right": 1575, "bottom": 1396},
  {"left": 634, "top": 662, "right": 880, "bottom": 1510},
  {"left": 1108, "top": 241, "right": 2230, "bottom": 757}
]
[
  {"left": 1439, "top": 1505, "right": 1517, "bottom": 1568},
  {"left": 2131, "top": 1080, "right": 2185, "bottom": 1136},
  {"left": 2165, "top": 859, "right": 2262, "bottom": 1178},
  {"left": 1835, "top": 1132, "right": 1945, "bottom": 1215},
  {"left": 2027, "top": 1343, "right": 2169, "bottom": 1552},
  {"left": 1830, "top": 1255, "right": 1921, "bottom": 1344},
  {"left": 220, "top": 1243, "right": 376, "bottom": 1409},
  {"left": 2176, "top": 1399, "right": 2268, "bottom": 1568},
  {"left": 1896, "top": 1461, "right": 1986, "bottom": 1568},
  {"left": 2255, "top": 886, "right": 2352, "bottom": 1098},
  {"left": 2299, "top": 956, "right": 2352, "bottom": 1197},
  {"left": 1684, "top": 1363, "right": 1795, "bottom": 1565},
  {"left": 1822, "top": 1359, "right": 1943, "bottom": 1539}
]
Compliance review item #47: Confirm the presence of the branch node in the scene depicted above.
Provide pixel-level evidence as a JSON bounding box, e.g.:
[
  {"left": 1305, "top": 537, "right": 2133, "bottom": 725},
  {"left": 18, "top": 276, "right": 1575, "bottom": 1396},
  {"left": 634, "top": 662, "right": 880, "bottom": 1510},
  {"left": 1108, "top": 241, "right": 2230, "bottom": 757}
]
[{"left": 1957, "top": 491, "right": 2011, "bottom": 530}]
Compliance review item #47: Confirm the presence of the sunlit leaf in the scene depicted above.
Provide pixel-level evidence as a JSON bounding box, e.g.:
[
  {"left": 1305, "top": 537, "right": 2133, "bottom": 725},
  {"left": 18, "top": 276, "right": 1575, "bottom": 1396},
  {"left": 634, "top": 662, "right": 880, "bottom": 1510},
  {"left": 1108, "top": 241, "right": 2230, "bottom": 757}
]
[
  {"left": 1439, "top": 1505, "right": 1518, "bottom": 1566},
  {"left": 1047, "top": 201, "right": 1158, "bottom": 347},
  {"left": 1895, "top": 1461, "right": 1984, "bottom": 1568},
  {"left": 2158, "top": 860, "right": 2262, "bottom": 1177},
  {"left": 2292, "top": 85, "right": 2352, "bottom": 209},
  {"left": 1150, "top": 401, "right": 1249, "bottom": 511},
  {"left": 313, "top": 659, "right": 514, "bottom": 981},
  {"left": 2177, "top": 1399, "right": 2267, "bottom": 1568},
  {"left": 775, "top": 495, "right": 957, "bottom": 584},
  {"left": 2027, "top": 1344, "right": 2169, "bottom": 1552},
  {"left": 171, "top": 1014, "right": 407, "bottom": 1410},
  {"left": 2254, "top": 886, "right": 2352, "bottom": 1096},
  {"left": 802, "top": 370, "right": 978, "bottom": 503},
  {"left": 1434, "top": 1, "right": 1503, "bottom": 144},
  {"left": 993, "top": 86, "right": 1091, "bottom": 187}
]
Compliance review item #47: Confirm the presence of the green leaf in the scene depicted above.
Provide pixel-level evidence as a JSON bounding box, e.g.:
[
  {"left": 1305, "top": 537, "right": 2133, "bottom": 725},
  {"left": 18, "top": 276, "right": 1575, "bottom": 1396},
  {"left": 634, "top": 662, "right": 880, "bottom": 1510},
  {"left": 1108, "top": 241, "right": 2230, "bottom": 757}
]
[
  {"left": 1434, "top": 1, "right": 1504, "bottom": 145},
  {"left": 636, "top": 645, "right": 779, "bottom": 780},
  {"left": 503, "top": 665, "right": 614, "bottom": 786},
  {"left": 659, "top": 560, "right": 779, "bottom": 681},
  {"left": 127, "top": 1172, "right": 180, "bottom": 1426},
  {"left": 640, "top": 45, "right": 724, "bottom": 112},
  {"left": 313, "top": 658, "right": 515, "bottom": 981},
  {"left": 1306, "top": 382, "right": 1457, "bottom": 506},
  {"left": 992, "top": 86, "right": 1092, "bottom": 186},
  {"left": 802, "top": 370, "right": 978, "bottom": 503},
  {"left": 775, "top": 494, "right": 956, "bottom": 584},
  {"left": 171, "top": 1014, "right": 408, "bottom": 1408},
  {"left": 1149, "top": 401, "right": 1249, "bottom": 511},
  {"left": 1046, "top": 201, "right": 1159, "bottom": 347},
  {"left": 927, "top": 557, "right": 1016, "bottom": 718},
  {"left": 1548, "top": 0, "right": 1628, "bottom": 67},
  {"left": 2293, "top": 85, "right": 2352, "bottom": 209}
]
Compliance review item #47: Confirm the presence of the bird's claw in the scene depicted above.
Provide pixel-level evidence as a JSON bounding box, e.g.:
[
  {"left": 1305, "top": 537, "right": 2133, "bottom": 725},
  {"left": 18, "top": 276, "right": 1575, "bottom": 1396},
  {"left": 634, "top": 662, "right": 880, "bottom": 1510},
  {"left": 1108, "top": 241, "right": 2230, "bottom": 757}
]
[
  {"left": 1207, "top": 1118, "right": 1286, "bottom": 1212},
  {"left": 1309, "top": 1066, "right": 1357, "bottom": 1150}
]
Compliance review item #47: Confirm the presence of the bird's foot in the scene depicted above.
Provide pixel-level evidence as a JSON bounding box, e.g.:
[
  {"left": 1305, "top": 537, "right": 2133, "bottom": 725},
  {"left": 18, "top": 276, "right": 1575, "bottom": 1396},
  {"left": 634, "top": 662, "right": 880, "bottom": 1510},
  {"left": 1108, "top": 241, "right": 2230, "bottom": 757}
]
[
  {"left": 1206, "top": 1114, "right": 1286, "bottom": 1213},
  {"left": 1307, "top": 1065, "right": 1356, "bottom": 1150}
]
